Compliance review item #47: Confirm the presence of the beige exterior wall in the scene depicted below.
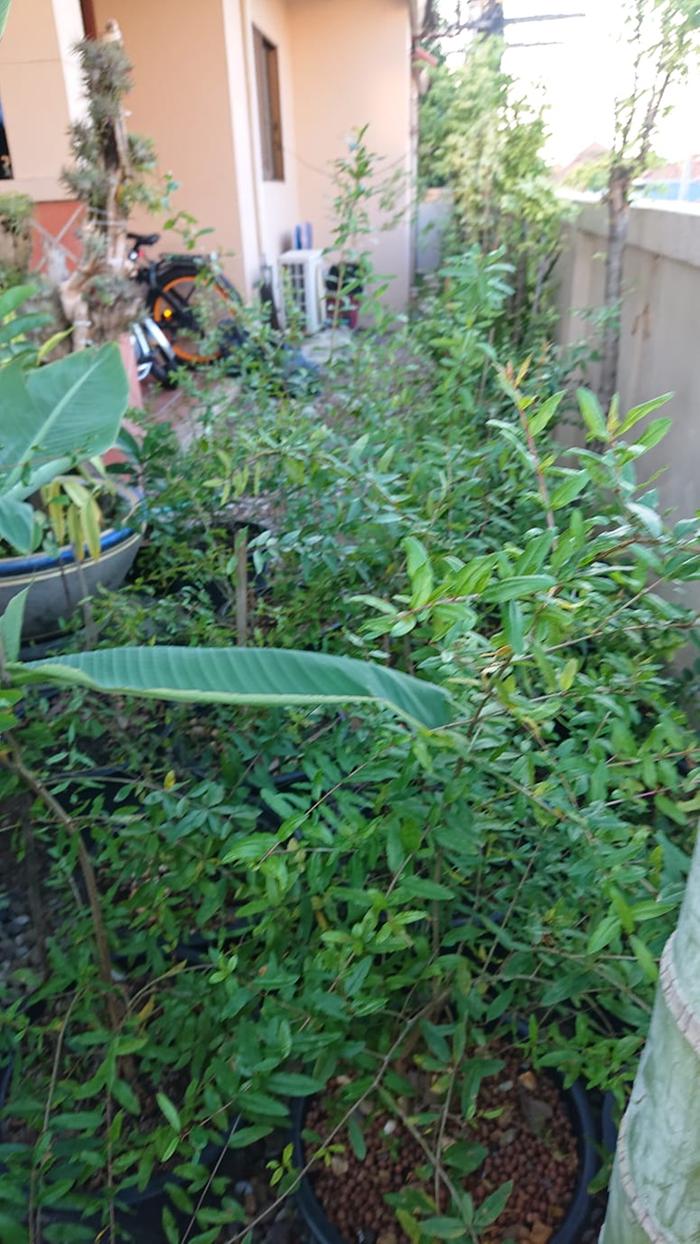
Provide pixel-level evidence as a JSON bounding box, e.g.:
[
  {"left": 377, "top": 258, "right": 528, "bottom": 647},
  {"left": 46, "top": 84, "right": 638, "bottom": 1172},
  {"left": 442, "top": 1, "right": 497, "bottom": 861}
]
[
  {"left": 7, "top": 0, "right": 416, "bottom": 304},
  {"left": 92, "top": 0, "right": 414, "bottom": 304},
  {"left": 287, "top": 0, "right": 414, "bottom": 309},
  {"left": 92, "top": 0, "right": 251, "bottom": 294},
  {"left": 0, "top": 0, "right": 85, "bottom": 200}
]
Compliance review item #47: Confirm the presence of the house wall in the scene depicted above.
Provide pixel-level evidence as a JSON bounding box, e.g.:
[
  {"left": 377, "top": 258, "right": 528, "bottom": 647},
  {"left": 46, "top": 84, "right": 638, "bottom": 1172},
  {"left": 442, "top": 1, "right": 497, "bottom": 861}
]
[
  {"left": 287, "top": 0, "right": 414, "bottom": 309},
  {"left": 557, "top": 196, "right": 700, "bottom": 613},
  {"left": 0, "top": 0, "right": 85, "bottom": 201},
  {"left": 92, "top": 0, "right": 414, "bottom": 306},
  {"left": 92, "top": 0, "right": 251, "bottom": 295},
  {"left": 7, "top": 0, "right": 415, "bottom": 306}
]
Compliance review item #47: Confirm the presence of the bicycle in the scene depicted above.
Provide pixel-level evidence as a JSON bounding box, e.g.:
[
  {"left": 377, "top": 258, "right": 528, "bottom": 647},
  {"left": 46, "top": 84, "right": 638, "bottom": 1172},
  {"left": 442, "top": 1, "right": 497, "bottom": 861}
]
[{"left": 127, "top": 232, "right": 245, "bottom": 385}]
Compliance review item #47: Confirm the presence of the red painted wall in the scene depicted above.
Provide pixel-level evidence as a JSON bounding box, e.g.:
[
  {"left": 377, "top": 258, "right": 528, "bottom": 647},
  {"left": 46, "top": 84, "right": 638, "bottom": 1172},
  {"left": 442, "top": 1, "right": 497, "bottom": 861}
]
[{"left": 31, "top": 200, "right": 83, "bottom": 274}]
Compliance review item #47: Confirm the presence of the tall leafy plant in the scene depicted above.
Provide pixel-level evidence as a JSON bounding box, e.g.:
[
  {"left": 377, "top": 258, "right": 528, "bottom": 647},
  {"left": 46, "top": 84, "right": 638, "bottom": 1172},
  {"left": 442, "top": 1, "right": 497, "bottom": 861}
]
[
  {"left": 599, "top": 0, "right": 700, "bottom": 408},
  {"left": 60, "top": 24, "right": 159, "bottom": 347},
  {"left": 419, "top": 43, "right": 564, "bottom": 346}
]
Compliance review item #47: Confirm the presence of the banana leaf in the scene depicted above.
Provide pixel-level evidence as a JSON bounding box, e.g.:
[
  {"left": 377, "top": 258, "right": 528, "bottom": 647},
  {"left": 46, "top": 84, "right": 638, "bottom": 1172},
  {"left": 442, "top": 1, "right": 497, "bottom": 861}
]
[{"left": 16, "top": 645, "right": 452, "bottom": 729}]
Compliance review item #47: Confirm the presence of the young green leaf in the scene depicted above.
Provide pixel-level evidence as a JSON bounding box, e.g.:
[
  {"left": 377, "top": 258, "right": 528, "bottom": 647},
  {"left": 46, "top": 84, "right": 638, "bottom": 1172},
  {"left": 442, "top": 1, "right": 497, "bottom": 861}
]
[
  {"left": 162, "top": 1205, "right": 179, "bottom": 1244},
  {"left": 404, "top": 536, "right": 434, "bottom": 607},
  {"left": 404, "top": 535, "right": 430, "bottom": 577},
  {"left": 474, "top": 1181, "right": 513, "bottom": 1229},
  {"left": 504, "top": 599, "right": 525, "bottom": 655},
  {"left": 237, "top": 1091, "right": 289, "bottom": 1119},
  {"left": 347, "top": 1113, "right": 367, "bottom": 1160},
  {"left": 419, "top": 1217, "right": 467, "bottom": 1239},
  {"left": 227, "top": 1124, "right": 274, "bottom": 1148},
  {"left": 0, "top": 588, "right": 29, "bottom": 663},
  {"left": 558, "top": 658, "right": 578, "bottom": 692},
  {"left": 443, "top": 1139, "right": 488, "bottom": 1175},
  {"left": 549, "top": 472, "right": 589, "bottom": 509},
  {"left": 484, "top": 575, "right": 555, "bottom": 602},
  {"left": 630, "top": 935, "right": 659, "bottom": 983},
  {"left": 528, "top": 390, "right": 565, "bottom": 436},
  {"left": 156, "top": 1093, "right": 182, "bottom": 1133},
  {"left": 397, "top": 876, "right": 455, "bottom": 901},
  {"left": 111, "top": 1077, "right": 140, "bottom": 1115},
  {"left": 587, "top": 913, "right": 621, "bottom": 956},
  {"left": 265, "top": 1072, "right": 325, "bottom": 1097},
  {"left": 618, "top": 394, "right": 672, "bottom": 435},
  {"left": 396, "top": 1210, "right": 422, "bottom": 1243},
  {"left": 636, "top": 417, "right": 673, "bottom": 452},
  {"left": 577, "top": 388, "right": 607, "bottom": 441}
]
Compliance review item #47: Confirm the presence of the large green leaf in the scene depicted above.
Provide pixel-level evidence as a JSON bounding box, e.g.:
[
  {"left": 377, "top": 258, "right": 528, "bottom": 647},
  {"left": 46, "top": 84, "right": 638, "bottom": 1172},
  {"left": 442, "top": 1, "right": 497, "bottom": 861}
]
[
  {"left": 0, "top": 494, "right": 35, "bottom": 553},
  {"left": 0, "top": 455, "right": 76, "bottom": 553},
  {"left": 0, "top": 283, "right": 37, "bottom": 319},
  {"left": 0, "top": 344, "right": 128, "bottom": 493},
  {"left": 0, "top": 0, "right": 11, "bottom": 38},
  {"left": 0, "top": 586, "right": 28, "bottom": 661},
  {"left": 17, "top": 646, "right": 452, "bottom": 729}
]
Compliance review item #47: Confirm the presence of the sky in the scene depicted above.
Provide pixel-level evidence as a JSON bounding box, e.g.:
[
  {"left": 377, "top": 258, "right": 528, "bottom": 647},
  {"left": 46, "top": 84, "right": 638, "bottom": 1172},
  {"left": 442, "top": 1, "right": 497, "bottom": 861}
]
[{"left": 446, "top": 0, "right": 700, "bottom": 167}]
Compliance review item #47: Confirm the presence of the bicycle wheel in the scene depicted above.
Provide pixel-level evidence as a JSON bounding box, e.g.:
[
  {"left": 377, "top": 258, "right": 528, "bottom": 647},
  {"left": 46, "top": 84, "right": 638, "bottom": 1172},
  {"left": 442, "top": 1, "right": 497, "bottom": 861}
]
[{"left": 150, "top": 261, "right": 244, "bottom": 367}]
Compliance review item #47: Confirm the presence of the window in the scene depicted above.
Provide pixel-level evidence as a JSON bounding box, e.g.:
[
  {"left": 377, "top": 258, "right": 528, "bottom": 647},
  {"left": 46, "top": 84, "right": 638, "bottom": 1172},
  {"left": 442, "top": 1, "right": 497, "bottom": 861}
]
[
  {"left": 80, "top": 0, "right": 98, "bottom": 39},
  {"left": 0, "top": 96, "right": 13, "bottom": 180},
  {"left": 253, "top": 27, "right": 284, "bottom": 182}
]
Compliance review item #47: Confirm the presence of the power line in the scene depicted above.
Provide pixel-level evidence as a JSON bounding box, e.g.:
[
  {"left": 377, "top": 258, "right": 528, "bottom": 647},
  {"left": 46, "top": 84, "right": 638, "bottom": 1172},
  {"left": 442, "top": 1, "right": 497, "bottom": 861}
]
[{"left": 428, "top": 2, "right": 584, "bottom": 42}]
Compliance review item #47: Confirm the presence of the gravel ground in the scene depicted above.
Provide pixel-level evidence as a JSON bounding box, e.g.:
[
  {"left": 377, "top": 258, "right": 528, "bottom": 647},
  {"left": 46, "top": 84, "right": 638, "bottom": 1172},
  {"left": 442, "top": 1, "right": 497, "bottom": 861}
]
[
  {"left": 0, "top": 885, "right": 47, "bottom": 1003},
  {"left": 0, "top": 902, "right": 33, "bottom": 996}
]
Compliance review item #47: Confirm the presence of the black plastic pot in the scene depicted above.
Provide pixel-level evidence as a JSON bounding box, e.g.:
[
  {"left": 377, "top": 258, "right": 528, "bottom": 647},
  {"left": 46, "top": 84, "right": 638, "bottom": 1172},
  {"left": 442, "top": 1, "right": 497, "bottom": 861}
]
[
  {"left": 291, "top": 1067, "right": 598, "bottom": 1244},
  {"left": 601, "top": 1092, "right": 618, "bottom": 1157},
  {"left": 129, "top": 514, "right": 269, "bottom": 609}
]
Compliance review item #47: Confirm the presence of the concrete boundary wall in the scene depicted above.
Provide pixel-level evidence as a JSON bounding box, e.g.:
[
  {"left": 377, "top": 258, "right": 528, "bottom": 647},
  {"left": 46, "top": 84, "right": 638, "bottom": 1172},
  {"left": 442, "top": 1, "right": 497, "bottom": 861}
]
[{"left": 557, "top": 195, "right": 700, "bottom": 614}]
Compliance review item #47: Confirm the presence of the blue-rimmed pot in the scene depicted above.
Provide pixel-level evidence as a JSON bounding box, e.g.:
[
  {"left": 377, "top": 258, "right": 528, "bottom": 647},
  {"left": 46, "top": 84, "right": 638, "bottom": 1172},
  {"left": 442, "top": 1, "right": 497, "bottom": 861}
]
[{"left": 0, "top": 485, "right": 143, "bottom": 639}]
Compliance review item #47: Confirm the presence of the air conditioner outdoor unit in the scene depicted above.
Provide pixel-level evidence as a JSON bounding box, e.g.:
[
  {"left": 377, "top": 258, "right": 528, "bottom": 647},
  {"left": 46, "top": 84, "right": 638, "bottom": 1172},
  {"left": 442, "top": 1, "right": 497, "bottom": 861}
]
[{"left": 277, "top": 248, "right": 326, "bottom": 334}]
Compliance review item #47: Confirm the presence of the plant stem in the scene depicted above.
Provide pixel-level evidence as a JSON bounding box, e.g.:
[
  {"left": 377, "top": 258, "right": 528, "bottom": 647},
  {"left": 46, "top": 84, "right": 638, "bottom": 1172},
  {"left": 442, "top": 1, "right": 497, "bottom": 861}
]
[
  {"left": 4, "top": 737, "right": 123, "bottom": 1032},
  {"left": 599, "top": 167, "right": 629, "bottom": 412},
  {"left": 377, "top": 1085, "right": 477, "bottom": 1239},
  {"left": 235, "top": 526, "right": 248, "bottom": 645},
  {"left": 75, "top": 553, "right": 98, "bottom": 650},
  {"left": 20, "top": 796, "right": 49, "bottom": 979},
  {"left": 30, "top": 990, "right": 80, "bottom": 1242}
]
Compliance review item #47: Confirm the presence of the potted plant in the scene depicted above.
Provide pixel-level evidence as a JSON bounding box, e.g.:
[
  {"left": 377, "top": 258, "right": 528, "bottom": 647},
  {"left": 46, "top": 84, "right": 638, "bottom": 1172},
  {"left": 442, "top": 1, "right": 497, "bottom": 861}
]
[
  {"left": 59, "top": 21, "right": 163, "bottom": 407},
  {"left": 0, "top": 583, "right": 449, "bottom": 1240},
  {"left": 292, "top": 1031, "right": 597, "bottom": 1243},
  {"left": 0, "top": 342, "right": 141, "bottom": 639}
]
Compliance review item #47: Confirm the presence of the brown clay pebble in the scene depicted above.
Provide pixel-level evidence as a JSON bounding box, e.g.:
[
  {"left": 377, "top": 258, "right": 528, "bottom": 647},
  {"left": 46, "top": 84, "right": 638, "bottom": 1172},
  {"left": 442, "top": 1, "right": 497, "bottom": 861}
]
[{"left": 306, "top": 1041, "right": 579, "bottom": 1243}]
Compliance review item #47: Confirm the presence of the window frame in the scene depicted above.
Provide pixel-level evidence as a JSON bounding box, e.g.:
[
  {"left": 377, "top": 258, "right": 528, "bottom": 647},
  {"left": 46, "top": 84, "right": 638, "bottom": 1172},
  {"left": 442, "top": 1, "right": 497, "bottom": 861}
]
[
  {"left": 252, "top": 26, "right": 284, "bottom": 183},
  {"left": 0, "top": 95, "right": 13, "bottom": 181}
]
